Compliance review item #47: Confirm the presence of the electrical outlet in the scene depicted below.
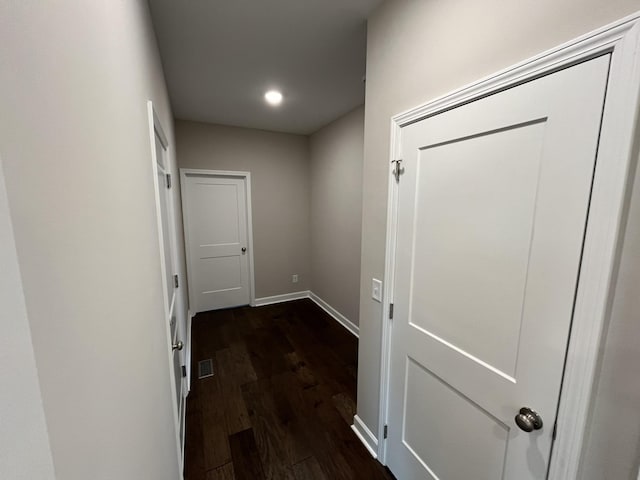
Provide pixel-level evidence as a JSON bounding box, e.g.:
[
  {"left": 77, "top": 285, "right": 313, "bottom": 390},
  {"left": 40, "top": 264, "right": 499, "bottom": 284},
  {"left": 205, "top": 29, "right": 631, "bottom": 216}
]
[
  {"left": 372, "top": 278, "right": 382, "bottom": 302},
  {"left": 292, "top": 274, "right": 299, "bottom": 283}
]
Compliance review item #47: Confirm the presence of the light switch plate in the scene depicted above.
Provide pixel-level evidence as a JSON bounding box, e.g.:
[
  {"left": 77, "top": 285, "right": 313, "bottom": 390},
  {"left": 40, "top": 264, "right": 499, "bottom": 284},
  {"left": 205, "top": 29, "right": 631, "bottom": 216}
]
[{"left": 372, "top": 278, "right": 382, "bottom": 302}]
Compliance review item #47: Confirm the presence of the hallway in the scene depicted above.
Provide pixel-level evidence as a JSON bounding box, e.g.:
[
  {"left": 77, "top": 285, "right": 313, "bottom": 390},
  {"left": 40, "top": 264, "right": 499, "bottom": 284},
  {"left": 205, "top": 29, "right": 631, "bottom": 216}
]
[{"left": 184, "top": 300, "right": 394, "bottom": 480}]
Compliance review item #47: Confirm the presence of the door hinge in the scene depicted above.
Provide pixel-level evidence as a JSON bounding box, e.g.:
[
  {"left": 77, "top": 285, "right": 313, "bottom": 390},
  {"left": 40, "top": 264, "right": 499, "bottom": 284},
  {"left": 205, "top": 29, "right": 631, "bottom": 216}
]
[
  {"left": 174, "top": 274, "right": 179, "bottom": 288},
  {"left": 166, "top": 173, "right": 172, "bottom": 189},
  {"left": 383, "top": 424, "right": 388, "bottom": 439},
  {"left": 391, "top": 159, "right": 403, "bottom": 182},
  {"left": 181, "top": 365, "right": 187, "bottom": 378},
  {"left": 552, "top": 421, "right": 557, "bottom": 441},
  {"left": 389, "top": 303, "right": 394, "bottom": 319}
]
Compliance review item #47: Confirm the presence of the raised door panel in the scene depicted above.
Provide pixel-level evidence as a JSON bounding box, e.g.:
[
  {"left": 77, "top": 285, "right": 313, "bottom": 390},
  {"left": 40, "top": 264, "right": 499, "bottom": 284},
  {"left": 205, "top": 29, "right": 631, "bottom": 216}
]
[{"left": 410, "top": 122, "right": 545, "bottom": 378}]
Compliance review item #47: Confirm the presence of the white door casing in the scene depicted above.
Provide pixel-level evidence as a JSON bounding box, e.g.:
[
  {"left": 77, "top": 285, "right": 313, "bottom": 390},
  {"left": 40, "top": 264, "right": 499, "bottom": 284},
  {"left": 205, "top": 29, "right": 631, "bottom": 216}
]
[
  {"left": 148, "top": 102, "right": 186, "bottom": 471},
  {"left": 181, "top": 169, "right": 255, "bottom": 313},
  {"left": 376, "top": 12, "right": 640, "bottom": 480}
]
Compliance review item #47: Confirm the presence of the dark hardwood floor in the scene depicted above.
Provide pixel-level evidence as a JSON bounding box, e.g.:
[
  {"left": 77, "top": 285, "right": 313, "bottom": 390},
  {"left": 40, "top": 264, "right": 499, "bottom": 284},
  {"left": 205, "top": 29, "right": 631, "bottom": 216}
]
[{"left": 184, "top": 299, "right": 395, "bottom": 480}]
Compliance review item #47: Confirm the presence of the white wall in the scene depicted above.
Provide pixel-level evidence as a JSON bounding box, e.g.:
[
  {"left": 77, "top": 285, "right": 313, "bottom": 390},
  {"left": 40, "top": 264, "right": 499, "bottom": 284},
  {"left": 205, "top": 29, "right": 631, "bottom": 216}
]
[
  {"left": 358, "top": 0, "right": 640, "bottom": 477},
  {"left": 0, "top": 155, "right": 56, "bottom": 479},
  {"left": 0, "top": 1, "right": 183, "bottom": 478},
  {"left": 309, "top": 106, "right": 364, "bottom": 325},
  {"left": 175, "top": 120, "right": 311, "bottom": 299},
  {"left": 580, "top": 149, "right": 640, "bottom": 479}
]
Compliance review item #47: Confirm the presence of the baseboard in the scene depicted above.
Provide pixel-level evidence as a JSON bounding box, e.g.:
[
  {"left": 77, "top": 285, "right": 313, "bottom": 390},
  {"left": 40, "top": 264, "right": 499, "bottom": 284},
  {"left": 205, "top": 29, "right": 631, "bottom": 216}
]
[
  {"left": 352, "top": 415, "right": 378, "bottom": 459},
  {"left": 253, "top": 290, "right": 310, "bottom": 307},
  {"left": 309, "top": 292, "right": 359, "bottom": 338},
  {"left": 252, "top": 290, "right": 360, "bottom": 338}
]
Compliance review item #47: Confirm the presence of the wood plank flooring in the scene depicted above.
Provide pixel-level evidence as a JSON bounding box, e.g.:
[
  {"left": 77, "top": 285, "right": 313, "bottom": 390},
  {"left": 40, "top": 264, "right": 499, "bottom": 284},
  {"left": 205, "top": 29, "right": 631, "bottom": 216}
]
[{"left": 184, "top": 299, "right": 395, "bottom": 480}]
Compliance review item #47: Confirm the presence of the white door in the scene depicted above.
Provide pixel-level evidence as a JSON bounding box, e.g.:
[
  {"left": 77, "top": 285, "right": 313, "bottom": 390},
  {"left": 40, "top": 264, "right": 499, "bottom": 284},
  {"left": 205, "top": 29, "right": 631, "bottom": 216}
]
[
  {"left": 387, "top": 55, "right": 610, "bottom": 479},
  {"left": 152, "top": 127, "right": 186, "bottom": 460},
  {"left": 182, "top": 172, "right": 251, "bottom": 312}
]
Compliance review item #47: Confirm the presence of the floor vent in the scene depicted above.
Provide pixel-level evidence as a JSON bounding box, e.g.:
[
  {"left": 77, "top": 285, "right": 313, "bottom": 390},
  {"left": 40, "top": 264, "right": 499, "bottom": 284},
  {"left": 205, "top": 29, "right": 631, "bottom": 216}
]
[{"left": 198, "top": 359, "right": 214, "bottom": 379}]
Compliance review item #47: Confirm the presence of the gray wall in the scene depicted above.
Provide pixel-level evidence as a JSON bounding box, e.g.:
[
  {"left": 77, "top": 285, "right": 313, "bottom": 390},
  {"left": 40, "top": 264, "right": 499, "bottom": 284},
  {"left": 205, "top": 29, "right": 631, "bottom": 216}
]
[
  {"left": 310, "top": 106, "right": 364, "bottom": 325},
  {"left": 358, "top": 0, "right": 640, "bottom": 478},
  {"left": 0, "top": 1, "right": 183, "bottom": 478},
  {"left": 0, "top": 154, "right": 55, "bottom": 479},
  {"left": 175, "top": 121, "right": 311, "bottom": 299},
  {"left": 581, "top": 150, "right": 640, "bottom": 479}
]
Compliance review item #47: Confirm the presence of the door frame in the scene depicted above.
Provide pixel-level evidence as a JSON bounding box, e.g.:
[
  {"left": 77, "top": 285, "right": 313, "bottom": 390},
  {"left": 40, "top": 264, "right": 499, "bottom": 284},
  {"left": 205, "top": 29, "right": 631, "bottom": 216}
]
[
  {"left": 376, "top": 12, "right": 640, "bottom": 479},
  {"left": 180, "top": 168, "right": 256, "bottom": 312},
  {"left": 147, "top": 102, "right": 184, "bottom": 473}
]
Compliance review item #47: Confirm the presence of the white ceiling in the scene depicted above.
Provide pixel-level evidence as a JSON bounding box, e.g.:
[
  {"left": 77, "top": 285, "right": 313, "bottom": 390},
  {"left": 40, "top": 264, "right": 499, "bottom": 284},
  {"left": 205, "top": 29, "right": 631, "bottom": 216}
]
[{"left": 148, "top": 0, "right": 383, "bottom": 135}]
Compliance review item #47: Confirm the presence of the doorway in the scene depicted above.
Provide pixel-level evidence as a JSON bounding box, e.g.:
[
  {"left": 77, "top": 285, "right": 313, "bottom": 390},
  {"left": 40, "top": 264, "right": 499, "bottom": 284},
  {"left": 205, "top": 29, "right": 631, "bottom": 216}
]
[
  {"left": 180, "top": 169, "right": 255, "bottom": 313},
  {"left": 387, "top": 55, "right": 608, "bottom": 479},
  {"left": 148, "top": 102, "right": 187, "bottom": 464}
]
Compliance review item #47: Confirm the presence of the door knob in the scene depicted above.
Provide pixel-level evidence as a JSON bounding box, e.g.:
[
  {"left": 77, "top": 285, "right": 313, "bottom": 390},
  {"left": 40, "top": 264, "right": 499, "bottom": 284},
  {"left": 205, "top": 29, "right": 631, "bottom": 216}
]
[
  {"left": 241, "top": 247, "right": 247, "bottom": 253},
  {"left": 515, "top": 407, "right": 543, "bottom": 432},
  {"left": 172, "top": 341, "right": 183, "bottom": 351}
]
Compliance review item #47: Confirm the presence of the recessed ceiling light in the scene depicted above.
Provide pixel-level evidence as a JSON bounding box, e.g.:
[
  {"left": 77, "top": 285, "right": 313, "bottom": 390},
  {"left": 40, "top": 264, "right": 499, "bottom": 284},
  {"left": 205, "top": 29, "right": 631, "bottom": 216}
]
[{"left": 265, "top": 90, "right": 283, "bottom": 106}]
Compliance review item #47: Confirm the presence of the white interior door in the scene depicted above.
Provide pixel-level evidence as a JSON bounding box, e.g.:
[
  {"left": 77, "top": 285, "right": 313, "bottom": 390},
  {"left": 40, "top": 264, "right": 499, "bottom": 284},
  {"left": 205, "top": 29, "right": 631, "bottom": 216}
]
[
  {"left": 152, "top": 125, "right": 186, "bottom": 462},
  {"left": 387, "top": 55, "right": 610, "bottom": 479},
  {"left": 182, "top": 172, "right": 251, "bottom": 312}
]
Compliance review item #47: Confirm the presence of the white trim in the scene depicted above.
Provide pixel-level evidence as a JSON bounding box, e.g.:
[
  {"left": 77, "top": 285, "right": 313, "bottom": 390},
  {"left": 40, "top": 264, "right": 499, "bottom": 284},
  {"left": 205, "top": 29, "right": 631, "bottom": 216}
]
[
  {"left": 309, "top": 292, "right": 359, "bottom": 338},
  {"left": 147, "top": 101, "right": 182, "bottom": 472},
  {"left": 392, "top": 15, "right": 637, "bottom": 127},
  {"left": 185, "top": 309, "right": 194, "bottom": 394},
  {"left": 180, "top": 397, "right": 187, "bottom": 477},
  {"left": 253, "top": 291, "right": 360, "bottom": 337},
  {"left": 377, "top": 117, "right": 402, "bottom": 464},
  {"left": 179, "top": 168, "right": 256, "bottom": 312},
  {"left": 377, "top": 11, "right": 640, "bottom": 479},
  {"left": 253, "top": 290, "right": 310, "bottom": 307},
  {"left": 244, "top": 173, "right": 257, "bottom": 308},
  {"left": 351, "top": 415, "right": 378, "bottom": 459}
]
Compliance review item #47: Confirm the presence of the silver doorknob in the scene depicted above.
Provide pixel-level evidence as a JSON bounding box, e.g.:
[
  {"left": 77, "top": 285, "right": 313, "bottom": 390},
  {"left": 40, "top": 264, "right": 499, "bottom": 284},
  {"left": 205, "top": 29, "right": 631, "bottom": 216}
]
[
  {"left": 241, "top": 247, "right": 247, "bottom": 253},
  {"left": 515, "top": 407, "right": 543, "bottom": 432},
  {"left": 172, "top": 341, "right": 183, "bottom": 351}
]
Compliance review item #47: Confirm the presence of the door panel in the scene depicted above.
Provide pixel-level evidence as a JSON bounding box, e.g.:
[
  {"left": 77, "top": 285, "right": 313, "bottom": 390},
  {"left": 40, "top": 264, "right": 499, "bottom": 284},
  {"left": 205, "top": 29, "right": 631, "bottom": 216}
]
[
  {"left": 184, "top": 174, "right": 251, "bottom": 312},
  {"left": 191, "top": 183, "right": 241, "bottom": 245},
  {"left": 388, "top": 55, "right": 610, "bottom": 479},
  {"left": 196, "top": 256, "right": 243, "bottom": 292},
  {"left": 410, "top": 122, "right": 545, "bottom": 377},
  {"left": 157, "top": 137, "right": 174, "bottom": 305},
  {"left": 153, "top": 129, "right": 186, "bottom": 461},
  {"left": 172, "top": 316, "right": 183, "bottom": 407},
  {"left": 403, "top": 358, "right": 509, "bottom": 479}
]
